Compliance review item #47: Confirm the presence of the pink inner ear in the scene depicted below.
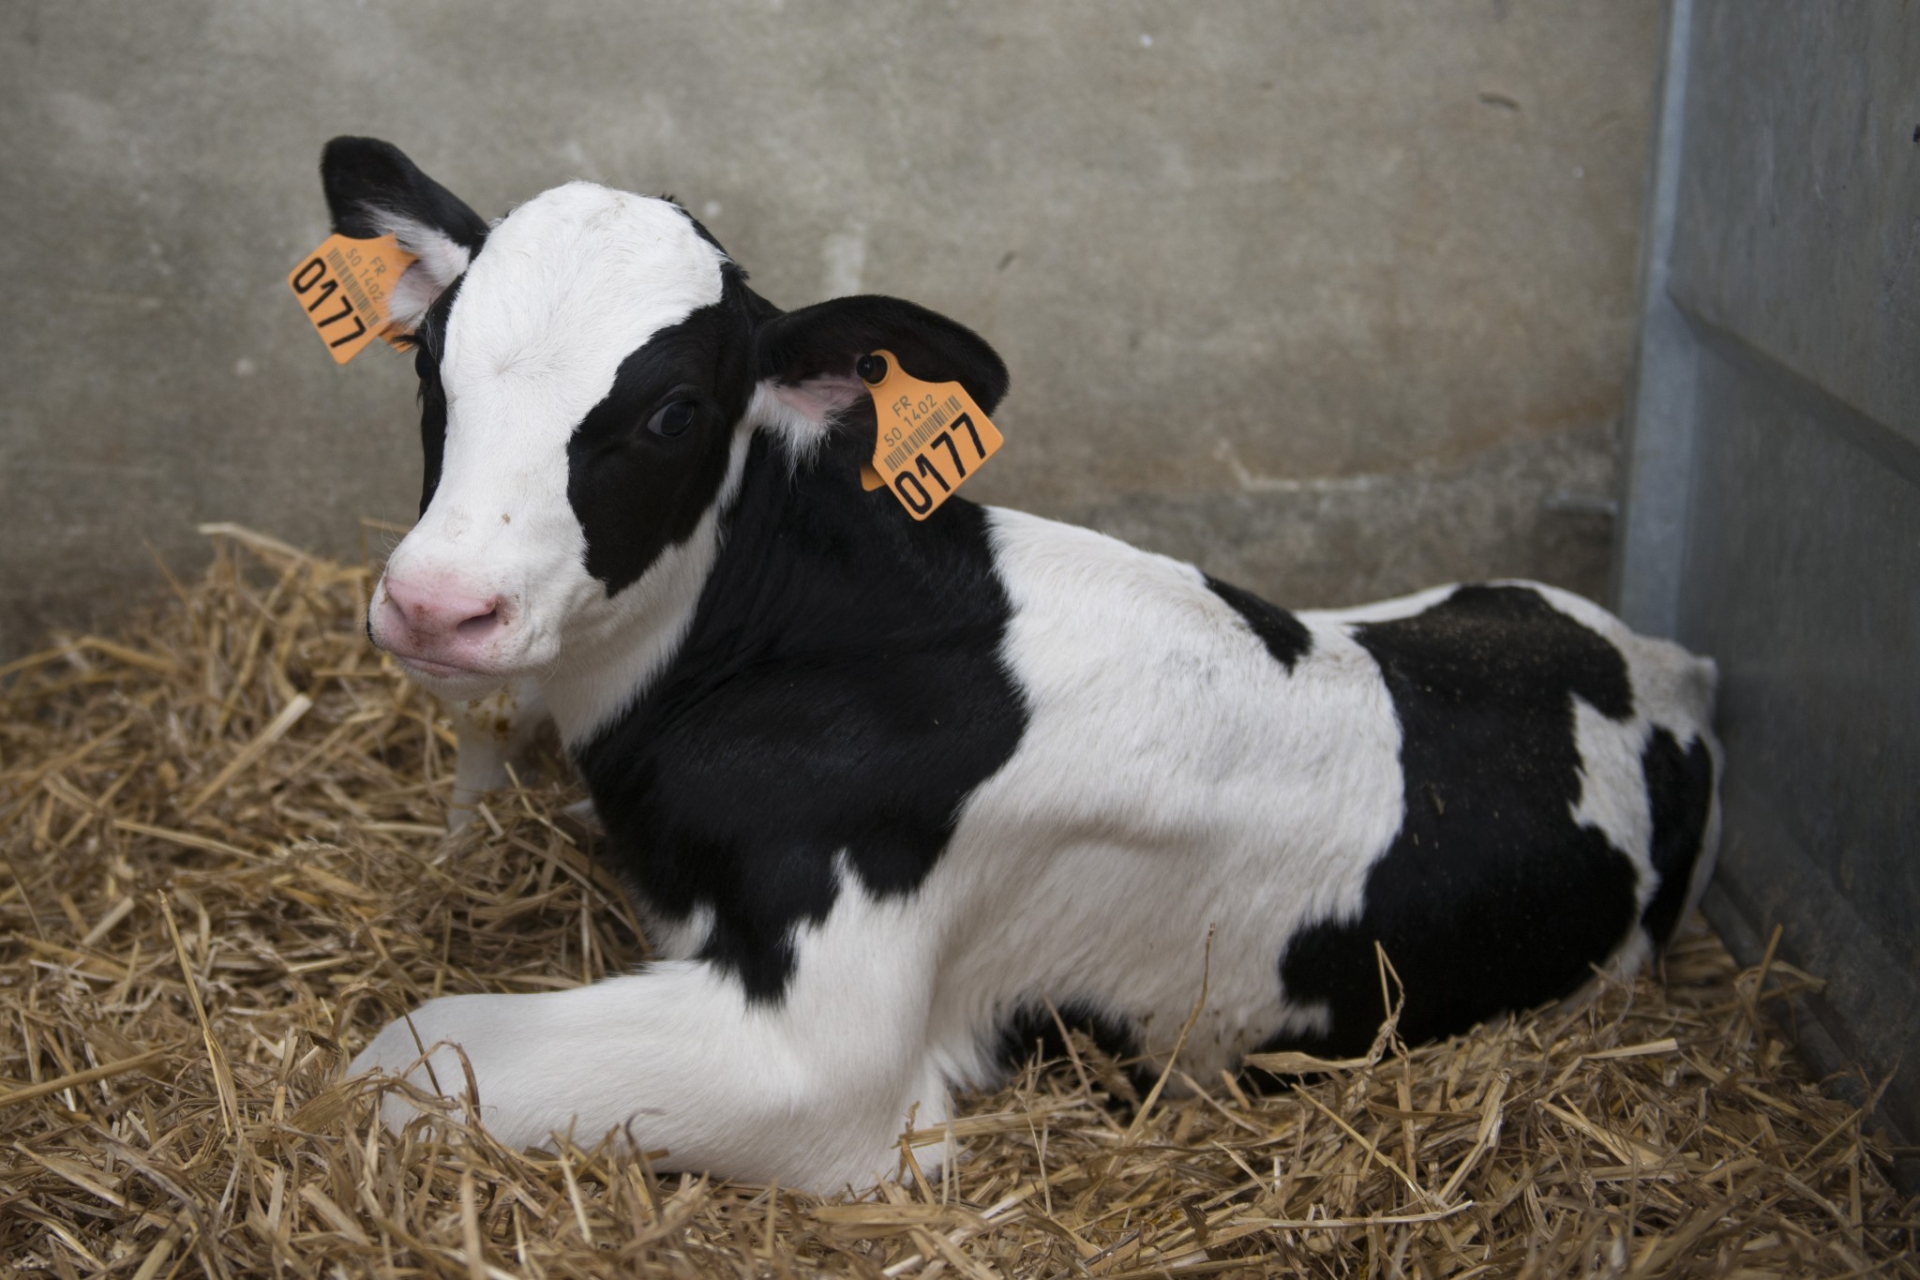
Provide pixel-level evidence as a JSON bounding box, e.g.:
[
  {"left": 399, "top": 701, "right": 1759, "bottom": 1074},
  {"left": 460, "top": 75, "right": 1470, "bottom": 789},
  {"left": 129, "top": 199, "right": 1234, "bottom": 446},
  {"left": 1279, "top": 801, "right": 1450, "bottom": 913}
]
[
  {"left": 770, "top": 374, "right": 867, "bottom": 425},
  {"left": 385, "top": 260, "right": 441, "bottom": 333}
]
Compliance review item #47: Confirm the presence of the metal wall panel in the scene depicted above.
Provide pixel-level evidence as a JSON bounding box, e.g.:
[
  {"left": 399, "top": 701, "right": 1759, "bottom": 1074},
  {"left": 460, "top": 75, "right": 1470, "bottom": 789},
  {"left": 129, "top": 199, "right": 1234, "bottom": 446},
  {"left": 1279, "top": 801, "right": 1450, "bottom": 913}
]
[{"left": 1616, "top": 0, "right": 1920, "bottom": 1179}]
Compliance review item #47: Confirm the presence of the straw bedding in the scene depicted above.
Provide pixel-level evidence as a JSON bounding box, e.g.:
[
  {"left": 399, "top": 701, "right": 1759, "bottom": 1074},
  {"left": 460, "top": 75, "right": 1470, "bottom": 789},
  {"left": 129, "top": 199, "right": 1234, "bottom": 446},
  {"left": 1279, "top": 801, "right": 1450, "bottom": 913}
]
[{"left": 1, "top": 526, "right": 1913, "bottom": 1278}]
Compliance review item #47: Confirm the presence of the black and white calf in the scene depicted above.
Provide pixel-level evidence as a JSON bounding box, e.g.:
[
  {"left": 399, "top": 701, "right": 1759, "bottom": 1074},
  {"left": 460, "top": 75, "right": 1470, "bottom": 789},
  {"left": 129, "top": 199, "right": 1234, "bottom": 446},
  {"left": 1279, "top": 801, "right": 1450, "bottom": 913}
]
[{"left": 327, "top": 138, "right": 1721, "bottom": 1192}]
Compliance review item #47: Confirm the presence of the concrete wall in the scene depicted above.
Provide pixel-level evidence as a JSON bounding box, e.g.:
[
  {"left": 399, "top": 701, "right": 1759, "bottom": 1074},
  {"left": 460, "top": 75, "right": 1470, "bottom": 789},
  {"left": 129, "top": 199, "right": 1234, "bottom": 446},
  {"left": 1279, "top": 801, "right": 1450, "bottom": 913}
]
[{"left": 0, "top": 0, "right": 1664, "bottom": 659}]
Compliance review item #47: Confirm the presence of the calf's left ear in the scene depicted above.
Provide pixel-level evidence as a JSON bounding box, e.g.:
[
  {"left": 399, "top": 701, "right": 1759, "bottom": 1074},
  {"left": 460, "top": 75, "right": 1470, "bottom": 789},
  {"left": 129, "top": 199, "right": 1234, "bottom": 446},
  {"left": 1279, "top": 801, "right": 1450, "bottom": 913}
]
[
  {"left": 753, "top": 294, "right": 1009, "bottom": 432},
  {"left": 320, "top": 137, "right": 488, "bottom": 333}
]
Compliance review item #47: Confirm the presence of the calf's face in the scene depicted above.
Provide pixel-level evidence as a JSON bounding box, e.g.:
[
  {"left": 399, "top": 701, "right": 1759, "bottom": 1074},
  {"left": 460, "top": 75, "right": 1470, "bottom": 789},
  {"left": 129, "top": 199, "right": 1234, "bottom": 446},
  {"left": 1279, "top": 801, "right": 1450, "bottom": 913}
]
[
  {"left": 323, "top": 139, "right": 757, "bottom": 701},
  {"left": 320, "top": 138, "right": 1009, "bottom": 709}
]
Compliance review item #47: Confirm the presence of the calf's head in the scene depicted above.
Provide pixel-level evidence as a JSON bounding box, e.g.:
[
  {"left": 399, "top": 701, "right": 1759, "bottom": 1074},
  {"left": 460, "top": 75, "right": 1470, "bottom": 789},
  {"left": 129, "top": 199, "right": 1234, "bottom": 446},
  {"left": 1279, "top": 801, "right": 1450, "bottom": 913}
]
[{"left": 320, "top": 138, "right": 1006, "bottom": 712}]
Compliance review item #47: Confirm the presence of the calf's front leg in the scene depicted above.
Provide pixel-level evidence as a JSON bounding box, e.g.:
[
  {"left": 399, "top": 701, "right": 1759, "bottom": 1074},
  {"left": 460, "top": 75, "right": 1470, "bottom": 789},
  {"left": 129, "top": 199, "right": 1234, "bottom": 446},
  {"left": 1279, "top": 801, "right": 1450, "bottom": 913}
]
[
  {"left": 446, "top": 679, "right": 549, "bottom": 831},
  {"left": 348, "top": 884, "right": 946, "bottom": 1191}
]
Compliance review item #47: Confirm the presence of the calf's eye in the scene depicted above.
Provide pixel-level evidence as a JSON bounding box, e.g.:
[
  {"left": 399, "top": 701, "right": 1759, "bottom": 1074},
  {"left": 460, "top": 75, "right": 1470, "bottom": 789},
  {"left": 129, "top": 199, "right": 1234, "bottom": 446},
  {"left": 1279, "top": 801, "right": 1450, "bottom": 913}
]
[{"left": 647, "top": 400, "right": 698, "bottom": 438}]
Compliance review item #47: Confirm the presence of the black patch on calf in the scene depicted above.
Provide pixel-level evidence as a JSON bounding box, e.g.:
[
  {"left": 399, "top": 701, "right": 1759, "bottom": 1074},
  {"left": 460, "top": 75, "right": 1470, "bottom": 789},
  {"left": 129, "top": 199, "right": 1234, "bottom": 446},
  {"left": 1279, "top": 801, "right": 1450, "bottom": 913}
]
[
  {"left": 566, "top": 266, "right": 762, "bottom": 595},
  {"left": 576, "top": 428, "right": 1029, "bottom": 1001},
  {"left": 409, "top": 277, "right": 465, "bottom": 514},
  {"left": 1638, "top": 728, "right": 1714, "bottom": 948},
  {"left": 995, "top": 1001, "right": 1151, "bottom": 1097},
  {"left": 1204, "top": 575, "right": 1312, "bottom": 671},
  {"left": 414, "top": 348, "right": 448, "bottom": 516},
  {"left": 1262, "top": 585, "right": 1641, "bottom": 1057}
]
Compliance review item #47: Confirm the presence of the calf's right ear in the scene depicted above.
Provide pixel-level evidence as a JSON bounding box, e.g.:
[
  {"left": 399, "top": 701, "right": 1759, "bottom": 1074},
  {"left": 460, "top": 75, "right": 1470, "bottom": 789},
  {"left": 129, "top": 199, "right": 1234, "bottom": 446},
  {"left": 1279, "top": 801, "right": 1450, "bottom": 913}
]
[
  {"left": 320, "top": 137, "right": 487, "bottom": 333},
  {"left": 752, "top": 295, "right": 1010, "bottom": 440}
]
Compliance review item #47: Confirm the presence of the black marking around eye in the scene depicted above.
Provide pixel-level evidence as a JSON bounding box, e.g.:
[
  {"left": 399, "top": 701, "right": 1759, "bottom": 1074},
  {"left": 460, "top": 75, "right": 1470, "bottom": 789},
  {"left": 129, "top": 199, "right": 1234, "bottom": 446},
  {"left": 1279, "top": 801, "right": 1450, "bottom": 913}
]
[{"left": 565, "top": 266, "right": 760, "bottom": 595}]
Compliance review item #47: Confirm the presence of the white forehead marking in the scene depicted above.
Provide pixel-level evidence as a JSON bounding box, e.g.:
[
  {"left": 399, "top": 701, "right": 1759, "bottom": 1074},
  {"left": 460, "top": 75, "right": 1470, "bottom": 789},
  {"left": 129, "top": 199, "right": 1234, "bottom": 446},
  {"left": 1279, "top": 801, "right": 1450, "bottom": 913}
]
[{"left": 441, "top": 183, "right": 728, "bottom": 423}]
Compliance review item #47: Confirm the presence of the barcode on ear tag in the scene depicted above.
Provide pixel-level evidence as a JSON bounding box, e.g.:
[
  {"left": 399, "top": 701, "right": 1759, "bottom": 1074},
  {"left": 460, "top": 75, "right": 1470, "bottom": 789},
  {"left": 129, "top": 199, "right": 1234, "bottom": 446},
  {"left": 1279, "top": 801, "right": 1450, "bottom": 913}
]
[
  {"left": 287, "top": 233, "right": 416, "bottom": 364},
  {"left": 862, "top": 349, "right": 1004, "bottom": 520}
]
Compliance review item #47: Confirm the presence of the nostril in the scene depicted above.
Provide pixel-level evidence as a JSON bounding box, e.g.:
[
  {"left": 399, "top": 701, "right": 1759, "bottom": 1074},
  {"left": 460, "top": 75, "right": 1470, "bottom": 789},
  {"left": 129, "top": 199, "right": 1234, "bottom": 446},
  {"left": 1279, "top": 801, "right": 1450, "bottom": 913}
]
[
  {"left": 380, "top": 578, "right": 506, "bottom": 650},
  {"left": 455, "top": 608, "right": 501, "bottom": 639},
  {"left": 380, "top": 590, "right": 413, "bottom": 633}
]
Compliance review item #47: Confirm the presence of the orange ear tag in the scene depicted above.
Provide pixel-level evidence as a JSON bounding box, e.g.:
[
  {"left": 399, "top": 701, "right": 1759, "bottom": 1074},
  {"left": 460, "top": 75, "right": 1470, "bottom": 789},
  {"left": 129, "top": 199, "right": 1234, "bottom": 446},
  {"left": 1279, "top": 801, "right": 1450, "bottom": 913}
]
[
  {"left": 286, "top": 233, "right": 417, "bottom": 364},
  {"left": 856, "top": 350, "right": 1005, "bottom": 520}
]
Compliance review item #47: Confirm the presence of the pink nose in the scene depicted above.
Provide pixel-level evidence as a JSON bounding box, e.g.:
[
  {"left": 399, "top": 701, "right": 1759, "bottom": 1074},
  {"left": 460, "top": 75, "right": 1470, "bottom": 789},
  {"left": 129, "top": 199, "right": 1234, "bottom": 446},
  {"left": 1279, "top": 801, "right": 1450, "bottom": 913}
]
[{"left": 378, "top": 576, "right": 505, "bottom": 665}]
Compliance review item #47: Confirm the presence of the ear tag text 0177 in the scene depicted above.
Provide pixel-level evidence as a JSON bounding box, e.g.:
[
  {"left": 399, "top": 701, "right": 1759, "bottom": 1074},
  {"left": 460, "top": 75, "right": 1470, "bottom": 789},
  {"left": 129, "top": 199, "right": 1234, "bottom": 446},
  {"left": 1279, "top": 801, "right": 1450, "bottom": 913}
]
[
  {"left": 286, "top": 233, "right": 416, "bottom": 364},
  {"left": 857, "top": 350, "right": 1004, "bottom": 520}
]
